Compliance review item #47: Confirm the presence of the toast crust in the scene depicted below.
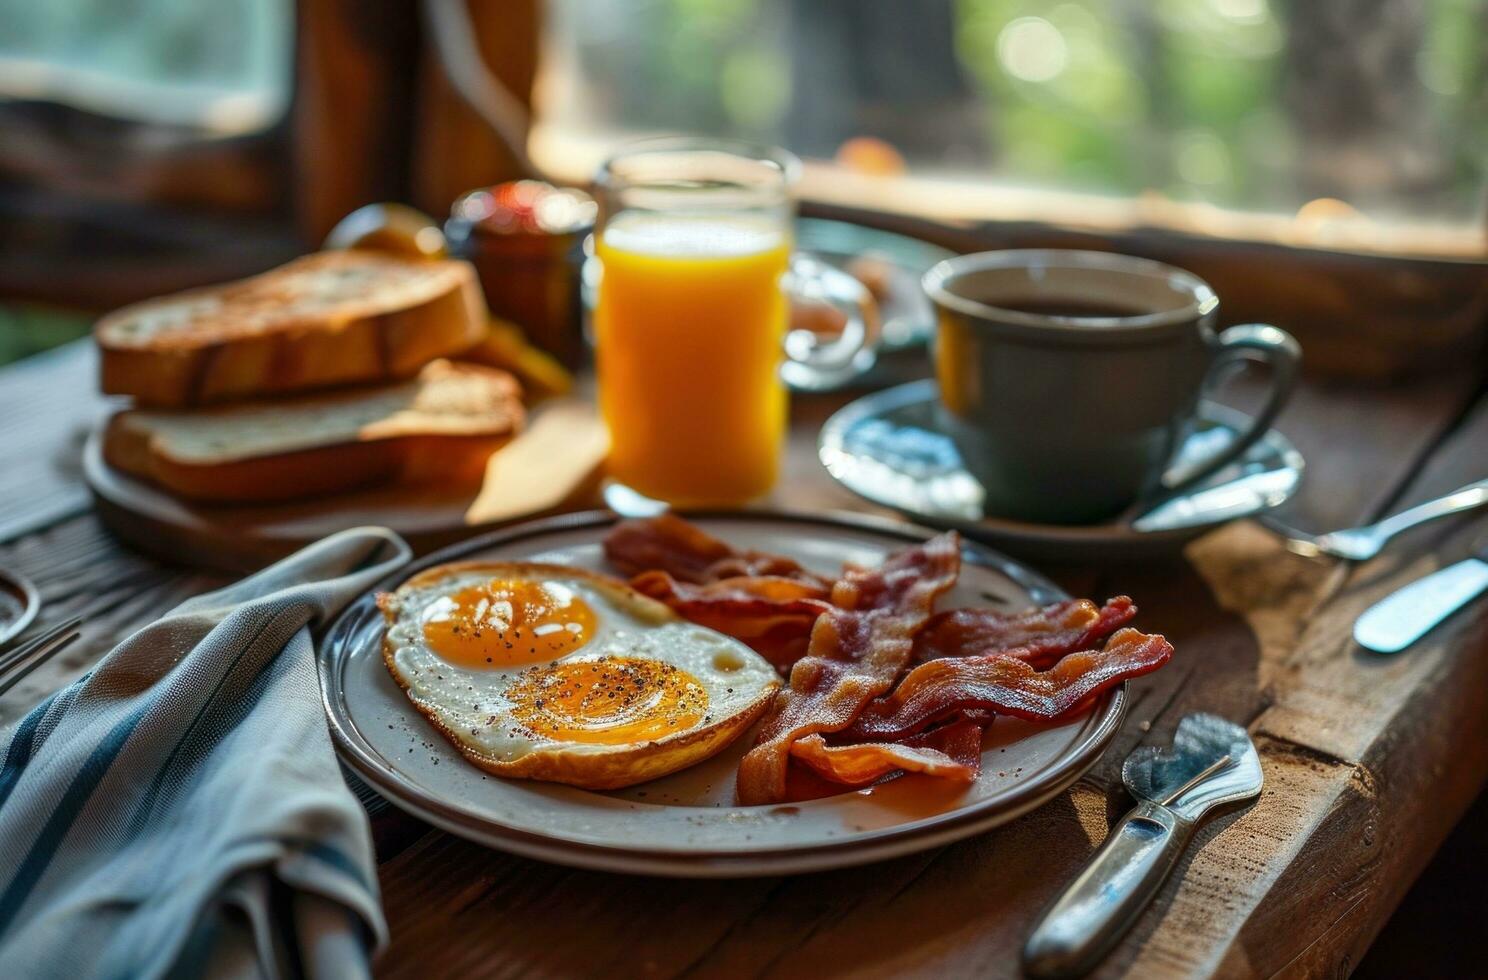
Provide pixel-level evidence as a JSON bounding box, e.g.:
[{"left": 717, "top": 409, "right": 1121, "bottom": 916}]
[
  {"left": 96, "top": 251, "right": 489, "bottom": 407},
  {"left": 376, "top": 562, "right": 779, "bottom": 790},
  {"left": 102, "top": 362, "right": 523, "bottom": 504},
  {"left": 104, "top": 425, "right": 512, "bottom": 504}
]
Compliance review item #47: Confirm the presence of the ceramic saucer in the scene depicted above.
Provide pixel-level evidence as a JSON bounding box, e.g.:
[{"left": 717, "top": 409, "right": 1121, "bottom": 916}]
[{"left": 818, "top": 380, "right": 1304, "bottom": 561}]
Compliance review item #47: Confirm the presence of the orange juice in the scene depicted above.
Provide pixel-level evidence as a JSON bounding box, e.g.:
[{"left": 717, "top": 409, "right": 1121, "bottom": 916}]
[{"left": 595, "top": 212, "right": 791, "bottom": 506}]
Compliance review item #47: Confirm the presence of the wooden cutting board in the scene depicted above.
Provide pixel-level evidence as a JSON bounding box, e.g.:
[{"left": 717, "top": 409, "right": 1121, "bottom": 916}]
[{"left": 84, "top": 397, "right": 609, "bottom": 573}]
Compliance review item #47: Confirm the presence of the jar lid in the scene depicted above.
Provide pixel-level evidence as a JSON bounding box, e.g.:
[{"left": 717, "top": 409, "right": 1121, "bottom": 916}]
[{"left": 450, "top": 180, "right": 597, "bottom": 237}]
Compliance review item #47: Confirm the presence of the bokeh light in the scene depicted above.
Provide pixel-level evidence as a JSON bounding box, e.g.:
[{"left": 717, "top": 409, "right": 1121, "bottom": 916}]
[{"left": 996, "top": 17, "right": 1068, "bottom": 83}]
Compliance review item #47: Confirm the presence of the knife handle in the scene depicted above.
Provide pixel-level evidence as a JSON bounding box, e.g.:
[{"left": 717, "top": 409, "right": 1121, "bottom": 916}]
[{"left": 1023, "top": 801, "right": 1194, "bottom": 979}]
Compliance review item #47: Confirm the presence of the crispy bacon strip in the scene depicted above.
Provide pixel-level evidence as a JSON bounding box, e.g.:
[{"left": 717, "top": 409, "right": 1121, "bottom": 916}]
[
  {"left": 604, "top": 514, "right": 833, "bottom": 588},
  {"left": 627, "top": 570, "right": 830, "bottom": 670},
  {"left": 628, "top": 571, "right": 830, "bottom": 624},
  {"left": 790, "top": 717, "right": 985, "bottom": 787},
  {"left": 736, "top": 532, "right": 961, "bottom": 805},
  {"left": 914, "top": 597, "right": 1137, "bottom": 667},
  {"left": 737, "top": 621, "right": 816, "bottom": 673},
  {"left": 604, "top": 513, "right": 731, "bottom": 582},
  {"left": 846, "top": 628, "right": 1173, "bottom": 742},
  {"left": 607, "top": 516, "right": 835, "bottom": 670}
]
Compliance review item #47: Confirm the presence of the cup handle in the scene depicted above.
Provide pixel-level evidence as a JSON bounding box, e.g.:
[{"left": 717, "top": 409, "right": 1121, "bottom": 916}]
[
  {"left": 1160, "top": 323, "right": 1302, "bottom": 493},
  {"left": 780, "top": 254, "right": 881, "bottom": 391}
]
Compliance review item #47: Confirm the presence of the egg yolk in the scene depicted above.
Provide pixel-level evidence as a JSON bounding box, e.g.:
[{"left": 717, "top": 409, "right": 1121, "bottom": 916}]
[
  {"left": 420, "top": 579, "right": 595, "bottom": 668},
  {"left": 507, "top": 656, "right": 709, "bottom": 745}
]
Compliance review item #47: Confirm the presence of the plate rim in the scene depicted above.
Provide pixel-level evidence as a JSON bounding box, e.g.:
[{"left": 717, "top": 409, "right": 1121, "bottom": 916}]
[
  {"left": 818, "top": 378, "right": 1305, "bottom": 547},
  {"left": 318, "top": 508, "right": 1129, "bottom": 876},
  {"left": 0, "top": 567, "right": 40, "bottom": 648}
]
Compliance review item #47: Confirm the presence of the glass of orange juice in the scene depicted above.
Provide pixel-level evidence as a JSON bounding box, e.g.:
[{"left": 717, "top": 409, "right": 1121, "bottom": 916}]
[{"left": 594, "top": 138, "right": 875, "bottom": 507}]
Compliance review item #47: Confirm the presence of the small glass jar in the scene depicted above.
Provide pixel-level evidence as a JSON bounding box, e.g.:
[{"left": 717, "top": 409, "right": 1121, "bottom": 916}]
[{"left": 445, "top": 180, "right": 597, "bottom": 368}]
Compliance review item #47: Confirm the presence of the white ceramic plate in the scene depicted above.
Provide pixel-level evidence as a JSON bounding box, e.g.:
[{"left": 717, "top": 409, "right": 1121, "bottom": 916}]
[{"left": 319, "top": 511, "right": 1128, "bottom": 876}]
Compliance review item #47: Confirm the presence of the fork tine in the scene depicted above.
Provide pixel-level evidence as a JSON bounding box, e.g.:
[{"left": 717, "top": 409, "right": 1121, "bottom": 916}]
[
  {"left": 0, "top": 632, "right": 81, "bottom": 697},
  {"left": 0, "top": 617, "right": 82, "bottom": 670},
  {"left": 0, "top": 618, "right": 84, "bottom": 697}
]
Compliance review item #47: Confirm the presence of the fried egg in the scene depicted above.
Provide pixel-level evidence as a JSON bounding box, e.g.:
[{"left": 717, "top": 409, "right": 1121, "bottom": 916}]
[{"left": 379, "top": 561, "right": 781, "bottom": 789}]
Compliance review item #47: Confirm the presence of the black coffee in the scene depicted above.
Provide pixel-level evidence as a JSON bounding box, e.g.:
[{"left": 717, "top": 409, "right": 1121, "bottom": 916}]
[{"left": 990, "top": 297, "right": 1153, "bottom": 320}]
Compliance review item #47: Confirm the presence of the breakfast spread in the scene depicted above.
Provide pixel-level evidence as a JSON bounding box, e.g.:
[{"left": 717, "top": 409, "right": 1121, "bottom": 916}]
[
  {"left": 383, "top": 514, "right": 1174, "bottom": 800},
  {"left": 85, "top": 185, "right": 1177, "bottom": 827}
]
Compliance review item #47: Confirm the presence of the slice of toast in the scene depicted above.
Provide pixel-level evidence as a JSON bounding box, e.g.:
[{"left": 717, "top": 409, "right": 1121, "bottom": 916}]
[
  {"left": 96, "top": 250, "right": 490, "bottom": 407},
  {"left": 103, "top": 361, "right": 524, "bottom": 504}
]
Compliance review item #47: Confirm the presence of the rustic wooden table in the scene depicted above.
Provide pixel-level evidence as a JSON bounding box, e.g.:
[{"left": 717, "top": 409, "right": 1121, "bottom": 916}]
[{"left": 3, "top": 340, "right": 1486, "bottom": 978}]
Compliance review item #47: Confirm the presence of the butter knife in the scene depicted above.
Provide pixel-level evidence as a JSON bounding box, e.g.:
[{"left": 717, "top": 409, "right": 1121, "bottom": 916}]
[
  {"left": 1023, "top": 715, "right": 1263, "bottom": 979},
  {"left": 1353, "top": 547, "right": 1488, "bottom": 654}
]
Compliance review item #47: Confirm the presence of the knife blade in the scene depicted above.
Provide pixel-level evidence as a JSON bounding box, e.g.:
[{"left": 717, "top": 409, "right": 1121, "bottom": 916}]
[{"left": 1353, "top": 550, "right": 1488, "bottom": 654}]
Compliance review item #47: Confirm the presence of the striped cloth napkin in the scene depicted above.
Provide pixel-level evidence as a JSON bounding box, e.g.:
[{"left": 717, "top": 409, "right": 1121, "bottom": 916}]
[{"left": 0, "top": 527, "right": 410, "bottom": 979}]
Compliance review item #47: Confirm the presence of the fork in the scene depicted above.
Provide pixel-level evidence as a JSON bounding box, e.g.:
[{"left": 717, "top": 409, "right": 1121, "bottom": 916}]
[
  {"left": 0, "top": 617, "right": 83, "bottom": 698},
  {"left": 1260, "top": 478, "right": 1488, "bottom": 560}
]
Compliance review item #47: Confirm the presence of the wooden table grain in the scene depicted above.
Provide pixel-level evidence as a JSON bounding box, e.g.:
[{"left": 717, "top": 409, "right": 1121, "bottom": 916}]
[{"left": 2, "top": 340, "right": 1485, "bottom": 979}]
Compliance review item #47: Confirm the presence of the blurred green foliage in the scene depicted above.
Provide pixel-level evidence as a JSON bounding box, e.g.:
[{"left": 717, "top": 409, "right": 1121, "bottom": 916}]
[
  {"left": 551, "top": 0, "right": 1485, "bottom": 221},
  {"left": 0, "top": 307, "right": 91, "bottom": 368},
  {"left": 955, "top": 0, "right": 1288, "bottom": 203}
]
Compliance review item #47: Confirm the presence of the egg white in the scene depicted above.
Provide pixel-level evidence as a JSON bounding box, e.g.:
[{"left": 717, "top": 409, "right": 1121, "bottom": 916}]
[{"left": 380, "top": 565, "right": 780, "bottom": 784}]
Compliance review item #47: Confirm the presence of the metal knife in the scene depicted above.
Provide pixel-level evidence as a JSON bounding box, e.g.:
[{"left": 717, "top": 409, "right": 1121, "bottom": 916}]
[
  {"left": 1353, "top": 548, "right": 1488, "bottom": 654},
  {"left": 1023, "top": 714, "right": 1263, "bottom": 979}
]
